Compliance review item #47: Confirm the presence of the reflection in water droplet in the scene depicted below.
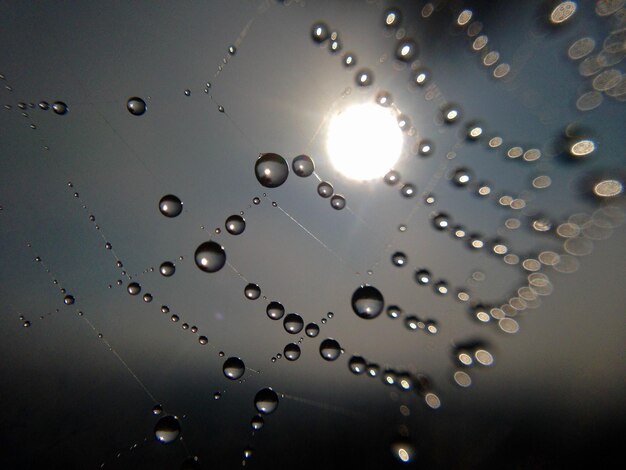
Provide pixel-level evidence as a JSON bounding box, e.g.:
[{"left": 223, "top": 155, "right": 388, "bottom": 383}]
[
  {"left": 330, "top": 194, "right": 346, "bottom": 210},
  {"left": 305, "top": 322, "right": 320, "bottom": 337},
  {"left": 127, "top": 97, "right": 146, "bottom": 116},
  {"left": 254, "top": 388, "right": 279, "bottom": 414},
  {"left": 255, "top": 153, "right": 289, "bottom": 188},
  {"left": 319, "top": 338, "right": 341, "bottom": 361},
  {"left": 225, "top": 214, "right": 246, "bottom": 235},
  {"left": 283, "top": 313, "right": 304, "bottom": 334},
  {"left": 266, "top": 301, "right": 285, "bottom": 320},
  {"left": 223, "top": 357, "right": 246, "bottom": 380},
  {"left": 352, "top": 285, "right": 384, "bottom": 319},
  {"left": 194, "top": 241, "right": 226, "bottom": 273},
  {"left": 349, "top": 356, "right": 367, "bottom": 374},
  {"left": 159, "top": 194, "right": 183, "bottom": 218},
  {"left": 154, "top": 415, "right": 180, "bottom": 444},
  {"left": 284, "top": 343, "right": 301, "bottom": 361},
  {"left": 292, "top": 154, "right": 315, "bottom": 177},
  {"left": 160, "top": 261, "right": 175, "bottom": 277}
]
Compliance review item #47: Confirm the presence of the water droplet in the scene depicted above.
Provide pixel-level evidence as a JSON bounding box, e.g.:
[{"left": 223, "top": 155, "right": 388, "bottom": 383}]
[
  {"left": 348, "top": 355, "right": 367, "bottom": 374},
  {"left": 198, "top": 336, "right": 208, "bottom": 345},
  {"left": 452, "top": 168, "right": 472, "bottom": 186},
  {"left": 105, "top": 242, "right": 112, "bottom": 250},
  {"left": 266, "top": 301, "right": 285, "bottom": 320},
  {"left": 159, "top": 194, "right": 183, "bottom": 218},
  {"left": 366, "top": 364, "right": 380, "bottom": 377},
  {"left": 225, "top": 214, "right": 246, "bottom": 235},
  {"left": 413, "top": 68, "right": 430, "bottom": 87},
  {"left": 223, "top": 357, "right": 246, "bottom": 380},
  {"left": 152, "top": 404, "right": 163, "bottom": 415},
  {"left": 194, "top": 241, "right": 226, "bottom": 273},
  {"left": 317, "top": 181, "right": 334, "bottom": 198},
  {"left": 391, "top": 252, "right": 407, "bottom": 267},
  {"left": 442, "top": 104, "right": 460, "bottom": 123},
  {"left": 330, "top": 194, "right": 346, "bottom": 210},
  {"left": 383, "top": 8, "right": 402, "bottom": 28},
  {"left": 154, "top": 415, "right": 180, "bottom": 444},
  {"left": 387, "top": 305, "right": 402, "bottom": 319},
  {"left": 283, "top": 313, "right": 304, "bottom": 334},
  {"left": 126, "top": 97, "right": 146, "bottom": 116},
  {"left": 400, "top": 183, "right": 416, "bottom": 198},
  {"left": 251, "top": 415, "right": 264, "bottom": 430},
  {"left": 305, "top": 322, "right": 320, "bottom": 337},
  {"left": 352, "top": 285, "right": 384, "bottom": 319},
  {"left": 184, "top": 89, "right": 191, "bottom": 96},
  {"left": 127, "top": 282, "right": 141, "bottom": 295},
  {"left": 190, "top": 325, "right": 198, "bottom": 333},
  {"left": 319, "top": 338, "right": 341, "bottom": 361},
  {"left": 311, "top": 22, "right": 330, "bottom": 43},
  {"left": 228, "top": 45, "right": 237, "bottom": 55},
  {"left": 284, "top": 343, "right": 301, "bottom": 361},
  {"left": 396, "top": 39, "right": 418, "bottom": 62},
  {"left": 160, "top": 261, "right": 175, "bottom": 277},
  {"left": 161, "top": 305, "right": 170, "bottom": 314},
  {"left": 292, "top": 154, "right": 315, "bottom": 177},
  {"left": 218, "top": 105, "right": 225, "bottom": 113},
  {"left": 171, "top": 314, "right": 180, "bottom": 322},
  {"left": 414, "top": 269, "right": 431, "bottom": 285},
  {"left": 52, "top": 101, "right": 68, "bottom": 115},
  {"left": 255, "top": 153, "right": 289, "bottom": 188},
  {"left": 355, "top": 68, "right": 374, "bottom": 87},
  {"left": 253, "top": 197, "right": 261, "bottom": 205},
  {"left": 432, "top": 213, "right": 450, "bottom": 230},
  {"left": 38, "top": 101, "right": 49, "bottom": 110},
  {"left": 254, "top": 388, "right": 279, "bottom": 414},
  {"left": 143, "top": 293, "right": 153, "bottom": 303},
  {"left": 23, "top": 320, "right": 31, "bottom": 328},
  {"left": 342, "top": 53, "right": 357, "bottom": 67},
  {"left": 63, "top": 294, "right": 75, "bottom": 305},
  {"left": 244, "top": 283, "right": 261, "bottom": 300}
]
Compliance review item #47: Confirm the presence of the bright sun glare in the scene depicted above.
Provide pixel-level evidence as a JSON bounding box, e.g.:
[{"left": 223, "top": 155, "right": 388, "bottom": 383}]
[{"left": 326, "top": 103, "right": 404, "bottom": 181}]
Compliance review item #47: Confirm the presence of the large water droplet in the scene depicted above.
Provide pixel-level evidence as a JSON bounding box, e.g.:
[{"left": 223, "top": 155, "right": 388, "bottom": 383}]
[
  {"left": 127, "top": 282, "right": 141, "bottom": 295},
  {"left": 244, "top": 283, "right": 261, "bottom": 300},
  {"left": 284, "top": 343, "right": 301, "bottom": 361},
  {"left": 154, "top": 415, "right": 180, "bottom": 444},
  {"left": 254, "top": 388, "right": 279, "bottom": 414},
  {"left": 223, "top": 357, "right": 246, "bottom": 380},
  {"left": 317, "top": 181, "right": 334, "bottom": 198},
  {"left": 283, "top": 313, "right": 304, "bottom": 334},
  {"left": 225, "top": 214, "right": 246, "bottom": 235},
  {"left": 194, "top": 241, "right": 226, "bottom": 273},
  {"left": 52, "top": 101, "right": 68, "bottom": 115},
  {"left": 159, "top": 194, "right": 183, "bottom": 218},
  {"left": 255, "top": 153, "right": 289, "bottom": 188},
  {"left": 266, "top": 301, "right": 285, "bottom": 320},
  {"left": 160, "top": 261, "right": 175, "bottom": 277},
  {"left": 127, "top": 97, "right": 146, "bottom": 116},
  {"left": 349, "top": 355, "right": 367, "bottom": 374},
  {"left": 319, "top": 338, "right": 341, "bottom": 361},
  {"left": 351, "top": 285, "right": 384, "bottom": 319},
  {"left": 292, "top": 154, "right": 315, "bottom": 177}
]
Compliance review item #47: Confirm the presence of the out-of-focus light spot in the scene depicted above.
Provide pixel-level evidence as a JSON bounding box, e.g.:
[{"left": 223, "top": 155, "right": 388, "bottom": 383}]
[
  {"left": 424, "top": 392, "right": 441, "bottom": 409},
  {"left": 507, "top": 146, "right": 523, "bottom": 158},
  {"left": 550, "top": 1, "right": 577, "bottom": 24},
  {"left": 533, "top": 175, "right": 552, "bottom": 189},
  {"left": 457, "top": 10, "right": 473, "bottom": 26},
  {"left": 489, "top": 136, "right": 503, "bottom": 147},
  {"left": 499, "top": 317, "right": 520, "bottom": 334},
  {"left": 472, "top": 35, "right": 488, "bottom": 51},
  {"left": 454, "top": 371, "right": 472, "bottom": 387},
  {"left": 458, "top": 352, "right": 473, "bottom": 365},
  {"left": 570, "top": 139, "right": 595, "bottom": 156},
  {"left": 475, "top": 349, "right": 494, "bottom": 366},
  {"left": 483, "top": 51, "right": 500, "bottom": 66},
  {"left": 594, "top": 179, "right": 623, "bottom": 197},
  {"left": 493, "top": 63, "right": 510, "bottom": 78}
]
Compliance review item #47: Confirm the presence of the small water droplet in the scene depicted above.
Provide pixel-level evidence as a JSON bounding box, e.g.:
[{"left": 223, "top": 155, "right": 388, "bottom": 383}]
[
  {"left": 225, "top": 214, "right": 246, "bottom": 235},
  {"left": 330, "top": 194, "right": 346, "bottom": 210},
  {"left": 317, "top": 181, "right": 334, "bottom": 198},
  {"left": 64, "top": 294, "right": 75, "bottom": 305},
  {"left": 387, "top": 305, "right": 402, "bottom": 319},
  {"left": 244, "top": 283, "right": 261, "bottom": 300},
  {"left": 127, "top": 97, "right": 147, "bottom": 116},
  {"left": 152, "top": 404, "right": 163, "bottom": 415},
  {"left": 305, "top": 322, "right": 320, "bottom": 337},
  {"left": 52, "top": 101, "right": 68, "bottom": 115},
  {"left": 159, "top": 261, "right": 175, "bottom": 277},
  {"left": 184, "top": 89, "right": 191, "bottom": 96},
  {"left": 254, "top": 388, "right": 279, "bottom": 414},
  {"left": 311, "top": 22, "right": 330, "bottom": 43},
  {"left": 198, "top": 336, "right": 208, "bottom": 345},
  {"left": 355, "top": 69, "right": 374, "bottom": 87},
  {"left": 349, "top": 356, "right": 367, "bottom": 374},
  {"left": 251, "top": 415, "right": 264, "bottom": 430},
  {"left": 391, "top": 252, "right": 407, "bottom": 267},
  {"left": 284, "top": 343, "right": 301, "bottom": 361},
  {"left": 352, "top": 285, "right": 384, "bottom": 319},
  {"left": 319, "top": 338, "right": 341, "bottom": 361},
  {"left": 143, "top": 293, "right": 153, "bottom": 303},
  {"left": 154, "top": 416, "right": 180, "bottom": 444},
  {"left": 127, "top": 282, "right": 141, "bottom": 295},
  {"left": 228, "top": 45, "right": 237, "bottom": 55}
]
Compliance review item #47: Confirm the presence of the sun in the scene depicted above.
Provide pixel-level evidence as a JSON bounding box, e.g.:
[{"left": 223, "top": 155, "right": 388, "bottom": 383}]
[{"left": 326, "top": 103, "right": 404, "bottom": 181}]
